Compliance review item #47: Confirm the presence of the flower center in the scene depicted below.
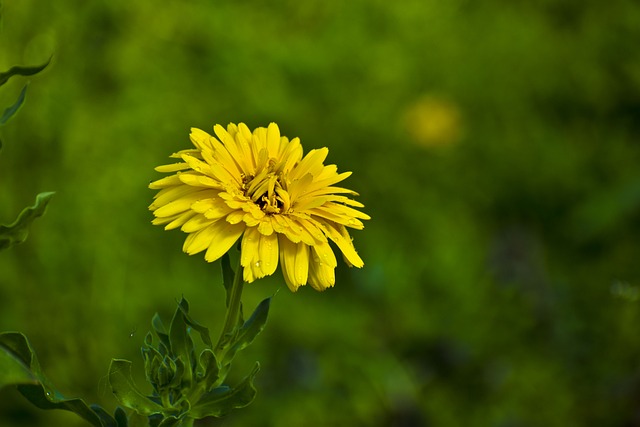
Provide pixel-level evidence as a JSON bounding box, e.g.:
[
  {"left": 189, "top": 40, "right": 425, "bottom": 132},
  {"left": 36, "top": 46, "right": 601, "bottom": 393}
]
[{"left": 242, "top": 162, "right": 290, "bottom": 214}]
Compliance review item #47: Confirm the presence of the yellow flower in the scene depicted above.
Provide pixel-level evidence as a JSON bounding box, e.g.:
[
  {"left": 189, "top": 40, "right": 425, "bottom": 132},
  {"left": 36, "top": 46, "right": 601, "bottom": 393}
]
[{"left": 149, "top": 123, "right": 369, "bottom": 291}]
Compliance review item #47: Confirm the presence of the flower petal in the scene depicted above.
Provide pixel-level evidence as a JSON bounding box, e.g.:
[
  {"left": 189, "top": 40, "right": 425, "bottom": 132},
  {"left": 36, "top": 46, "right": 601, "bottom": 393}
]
[
  {"left": 266, "top": 122, "right": 281, "bottom": 159},
  {"left": 279, "top": 237, "right": 309, "bottom": 291},
  {"left": 152, "top": 210, "right": 197, "bottom": 230},
  {"left": 190, "top": 127, "right": 215, "bottom": 151},
  {"left": 181, "top": 214, "right": 216, "bottom": 233},
  {"left": 203, "top": 222, "right": 245, "bottom": 263},
  {"left": 257, "top": 217, "right": 274, "bottom": 236},
  {"left": 149, "top": 174, "right": 183, "bottom": 189},
  {"left": 151, "top": 185, "right": 203, "bottom": 209},
  {"left": 312, "top": 240, "right": 337, "bottom": 268},
  {"left": 315, "top": 220, "right": 364, "bottom": 268},
  {"left": 258, "top": 232, "right": 279, "bottom": 276},
  {"left": 178, "top": 172, "right": 224, "bottom": 190},
  {"left": 214, "top": 124, "right": 250, "bottom": 176},
  {"left": 308, "top": 259, "right": 335, "bottom": 291},
  {"left": 183, "top": 224, "right": 216, "bottom": 255},
  {"left": 277, "top": 137, "right": 303, "bottom": 174},
  {"left": 289, "top": 148, "right": 328, "bottom": 180},
  {"left": 155, "top": 162, "right": 190, "bottom": 173},
  {"left": 240, "top": 227, "right": 259, "bottom": 266},
  {"left": 153, "top": 190, "right": 217, "bottom": 218}
]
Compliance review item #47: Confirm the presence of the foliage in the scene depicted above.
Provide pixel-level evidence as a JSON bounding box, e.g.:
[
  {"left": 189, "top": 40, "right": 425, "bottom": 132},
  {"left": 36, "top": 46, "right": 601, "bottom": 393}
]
[
  {"left": 2, "top": 1, "right": 640, "bottom": 426},
  {"left": 0, "top": 192, "right": 54, "bottom": 251},
  {"left": 0, "top": 57, "right": 52, "bottom": 250},
  {"left": 0, "top": 254, "right": 271, "bottom": 426}
]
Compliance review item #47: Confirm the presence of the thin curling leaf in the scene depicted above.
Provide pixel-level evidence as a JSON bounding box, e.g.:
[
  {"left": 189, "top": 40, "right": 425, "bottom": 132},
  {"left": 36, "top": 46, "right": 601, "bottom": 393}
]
[
  {"left": 0, "top": 332, "right": 38, "bottom": 388},
  {"left": 0, "top": 83, "right": 27, "bottom": 125},
  {"left": 177, "top": 298, "right": 212, "bottom": 348},
  {"left": 0, "top": 347, "right": 36, "bottom": 387},
  {"left": 17, "top": 383, "right": 114, "bottom": 427},
  {"left": 223, "top": 297, "right": 272, "bottom": 366},
  {"left": 0, "top": 191, "right": 55, "bottom": 251},
  {"left": 0, "top": 333, "right": 118, "bottom": 427},
  {"left": 0, "top": 56, "right": 51, "bottom": 87},
  {"left": 108, "top": 359, "right": 165, "bottom": 416},
  {"left": 190, "top": 362, "right": 260, "bottom": 419},
  {"left": 0, "top": 332, "right": 47, "bottom": 388}
]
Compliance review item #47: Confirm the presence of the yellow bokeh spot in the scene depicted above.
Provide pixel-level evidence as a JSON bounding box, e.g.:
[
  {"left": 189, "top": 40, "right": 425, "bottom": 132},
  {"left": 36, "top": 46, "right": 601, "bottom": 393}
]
[{"left": 403, "top": 95, "right": 464, "bottom": 148}]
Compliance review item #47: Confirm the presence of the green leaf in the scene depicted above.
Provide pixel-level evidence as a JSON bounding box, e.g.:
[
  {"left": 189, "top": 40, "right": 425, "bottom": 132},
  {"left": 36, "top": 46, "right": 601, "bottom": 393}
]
[
  {"left": 189, "top": 362, "right": 260, "bottom": 419},
  {"left": 17, "top": 383, "right": 114, "bottom": 427},
  {"left": 0, "top": 332, "right": 38, "bottom": 388},
  {"left": 168, "top": 303, "right": 194, "bottom": 387},
  {"left": 177, "top": 298, "right": 212, "bottom": 348},
  {"left": 0, "top": 57, "right": 51, "bottom": 87},
  {"left": 0, "top": 346, "right": 36, "bottom": 386},
  {"left": 127, "top": 412, "right": 150, "bottom": 427},
  {"left": 0, "top": 83, "right": 27, "bottom": 125},
  {"left": 0, "top": 332, "right": 117, "bottom": 426},
  {"left": 91, "top": 404, "right": 119, "bottom": 427},
  {"left": 0, "top": 191, "right": 55, "bottom": 251},
  {"left": 222, "top": 297, "right": 272, "bottom": 366},
  {"left": 152, "top": 313, "right": 170, "bottom": 351},
  {"left": 198, "top": 349, "right": 220, "bottom": 391},
  {"left": 157, "top": 416, "right": 182, "bottom": 427},
  {"left": 108, "top": 359, "right": 165, "bottom": 416},
  {"left": 114, "top": 407, "right": 129, "bottom": 427}
]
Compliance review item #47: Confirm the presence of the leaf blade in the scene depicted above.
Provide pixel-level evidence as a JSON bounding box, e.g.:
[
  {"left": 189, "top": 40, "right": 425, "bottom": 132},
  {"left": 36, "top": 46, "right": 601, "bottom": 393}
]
[
  {"left": 222, "top": 296, "right": 271, "bottom": 366},
  {"left": 0, "top": 332, "right": 38, "bottom": 388},
  {"left": 0, "top": 57, "right": 51, "bottom": 86},
  {"left": 0, "top": 191, "right": 55, "bottom": 251},
  {"left": 108, "top": 359, "right": 165, "bottom": 416},
  {"left": 0, "top": 83, "right": 28, "bottom": 125},
  {"left": 189, "top": 362, "right": 260, "bottom": 419}
]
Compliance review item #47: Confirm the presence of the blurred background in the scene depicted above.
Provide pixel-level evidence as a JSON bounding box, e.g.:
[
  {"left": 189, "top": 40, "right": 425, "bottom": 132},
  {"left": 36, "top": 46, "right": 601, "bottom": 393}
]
[{"left": 2, "top": 0, "right": 640, "bottom": 426}]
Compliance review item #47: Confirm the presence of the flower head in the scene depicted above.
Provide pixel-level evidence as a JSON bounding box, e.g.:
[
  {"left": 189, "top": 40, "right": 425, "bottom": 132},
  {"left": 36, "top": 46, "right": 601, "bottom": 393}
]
[{"left": 149, "top": 123, "right": 369, "bottom": 291}]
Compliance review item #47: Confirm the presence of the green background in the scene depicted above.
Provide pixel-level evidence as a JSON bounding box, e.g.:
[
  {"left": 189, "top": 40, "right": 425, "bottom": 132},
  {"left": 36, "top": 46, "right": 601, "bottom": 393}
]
[{"left": 2, "top": 0, "right": 640, "bottom": 425}]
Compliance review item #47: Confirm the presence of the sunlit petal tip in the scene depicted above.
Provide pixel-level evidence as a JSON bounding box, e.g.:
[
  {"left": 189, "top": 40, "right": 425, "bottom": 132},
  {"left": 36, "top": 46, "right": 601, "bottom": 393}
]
[
  {"left": 286, "top": 281, "right": 301, "bottom": 292},
  {"left": 243, "top": 265, "right": 257, "bottom": 283},
  {"left": 238, "top": 122, "right": 253, "bottom": 137},
  {"left": 213, "top": 124, "right": 231, "bottom": 143}
]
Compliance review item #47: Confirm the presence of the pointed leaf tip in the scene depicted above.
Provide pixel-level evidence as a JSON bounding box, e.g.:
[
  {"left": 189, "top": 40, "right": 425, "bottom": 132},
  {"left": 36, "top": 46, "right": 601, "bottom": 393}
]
[
  {"left": 0, "top": 56, "right": 52, "bottom": 87},
  {"left": 178, "top": 298, "right": 213, "bottom": 348}
]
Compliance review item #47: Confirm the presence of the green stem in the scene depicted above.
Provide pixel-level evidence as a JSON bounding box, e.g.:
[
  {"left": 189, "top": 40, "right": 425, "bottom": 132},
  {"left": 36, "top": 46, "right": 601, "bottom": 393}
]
[
  {"left": 188, "top": 256, "right": 245, "bottom": 406},
  {"left": 216, "top": 255, "right": 244, "bottom": 353}
]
